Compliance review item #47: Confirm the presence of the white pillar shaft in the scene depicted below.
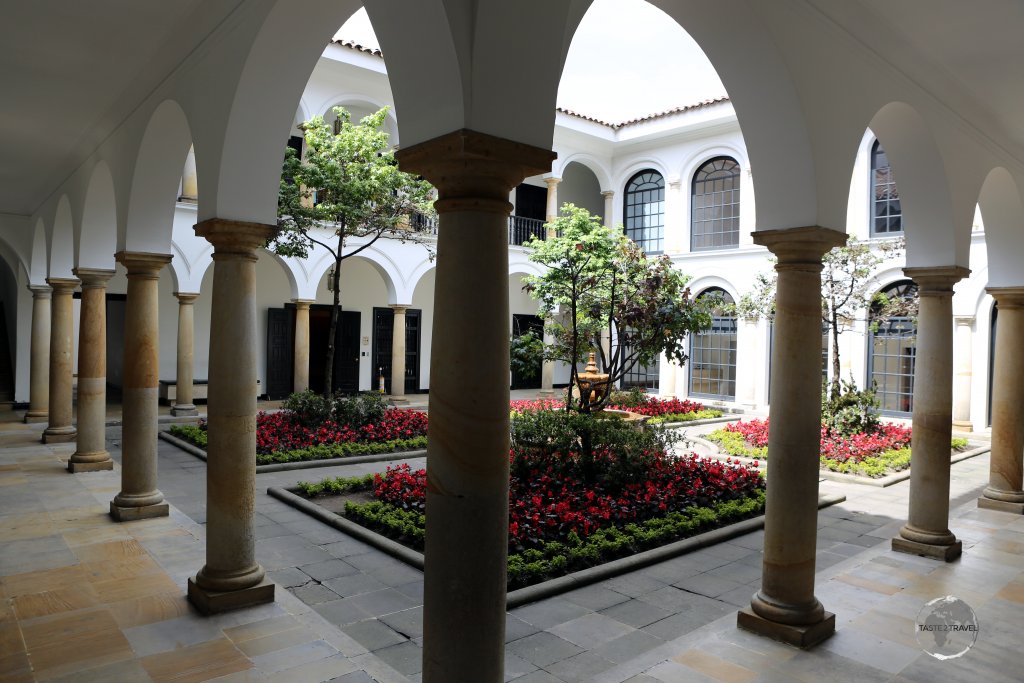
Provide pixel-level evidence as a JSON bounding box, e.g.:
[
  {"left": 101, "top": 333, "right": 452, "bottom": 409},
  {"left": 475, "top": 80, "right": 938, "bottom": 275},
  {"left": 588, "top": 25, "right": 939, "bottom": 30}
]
[
  {"left": 69, "top": 270, "right": 114, "bottom": 470},
  {"left": 181, "top": 146, "right": 198, "bottom": 200},
  {"left": 390, "top": 306, "right": 407, "bottom": 397},
  {"left": 544, "top": 178, "right": 560, "bottom": 222},
  {"left": 541, "top": 327, "right": 555, "bottom": 393},
  {"left": 602, "top": 191, "right": 615, "bottom": 228},
  {"left": 25, "top": 287, "right": 51, "bottom": 423},
  {"left": 43, "top": 279, "right": 79, "bottom": 442},
  {"left": 951, "top": 317, "right": 973, "bottom": 428}
]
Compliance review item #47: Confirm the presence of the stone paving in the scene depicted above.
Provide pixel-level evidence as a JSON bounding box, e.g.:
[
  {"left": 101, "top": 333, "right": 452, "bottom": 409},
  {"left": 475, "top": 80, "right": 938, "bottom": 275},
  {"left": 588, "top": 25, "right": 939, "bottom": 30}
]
[{"left": 3, "top": 409, "right": 1023, "bottom": 682}]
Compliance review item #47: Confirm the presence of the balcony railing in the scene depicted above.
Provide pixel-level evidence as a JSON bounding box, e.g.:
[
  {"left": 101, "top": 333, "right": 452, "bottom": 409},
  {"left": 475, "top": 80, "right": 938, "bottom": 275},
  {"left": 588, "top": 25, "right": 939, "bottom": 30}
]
[
  {"left": 508, "top": 215, "right": 546, "bottom": 246},
  {"left": 410, "top": 213, "right": 550, "bottom": 246}
]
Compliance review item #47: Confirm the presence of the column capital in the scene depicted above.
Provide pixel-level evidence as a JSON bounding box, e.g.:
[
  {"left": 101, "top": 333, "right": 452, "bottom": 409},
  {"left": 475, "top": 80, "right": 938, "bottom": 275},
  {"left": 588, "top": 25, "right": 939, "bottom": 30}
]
[
  {"left": 45, "top": 277, "right": 80, "bottom": 293},
  {"left": 543, "top": 176, "right": 561, "bottom": 188},
  {"left": 986, "top": 286, "right": 1024, "bottom": 309},
  {"left": 752, "top": 226, "right": 847, "bottom": 265},
  {"left": 73, "top": 267, "right": 115, "bottom": 288},
  {"left": 291, "top": 298, "right": 314, "bottom": 310},
  {"left": 667, "top": 175, "right": 683, "bottom": 189},
  {"left": 28, "top": 284, "right": 52, "bottom": 298},
  {"left": 953, "top": 315, "right": 975, "bottom": 326},
  {"left": 389, "top": 303, "right": 411, "bottom": 313},
  {"left": 195, "top": 219, "right": 278, "bottom": 259},
  {"left": 904, "top": 265, "right": 969, "bottom": 295},
  {"left": 395, "top": 129, "right": 555, "bottom": 215},
  {"left": 115, "top": 251, "right": 172, "bottom": 278},
  {"left": 174, "top": 292, "right": 200, "bottom": 304},
  {"left": 601, "top": 190, "right": 615, "bottom": 198}
]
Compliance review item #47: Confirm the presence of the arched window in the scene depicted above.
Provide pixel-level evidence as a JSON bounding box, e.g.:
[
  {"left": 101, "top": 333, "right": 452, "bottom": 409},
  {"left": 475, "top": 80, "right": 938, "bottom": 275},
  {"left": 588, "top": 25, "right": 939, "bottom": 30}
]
[
  {"left": 868, "top": 280, "right": 917, "bottom": 414},
  {"left": 624, "top": 170, "right": 664, "bottom": 254},
  {"left": 689, "top": 288, "right": 737, "bottom": 399},
  {"left": 691, "top": 157, "right": 740, "bottom": 251},
  {"left": 871, "top": 140, "right": 902, "bottom": 235}
]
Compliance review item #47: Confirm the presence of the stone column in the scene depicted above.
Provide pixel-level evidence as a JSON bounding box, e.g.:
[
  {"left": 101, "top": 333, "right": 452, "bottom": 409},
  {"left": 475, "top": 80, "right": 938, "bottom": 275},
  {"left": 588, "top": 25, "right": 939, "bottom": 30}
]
[
  {"left": 979, "top": 288, "right": 1024, "bottom": 514},
  {"left": 892, "top": 266, "right": 969, "bottom": 561},
  {"left": 396, "top": 130, "right": 555, "bottom": 683},
  {"left": 171, "top": 293, "right": 200, "bottom": 417},
  {"left": 24, "top": 285, "right": 51, "bottom": 423},
  {"left": 602, "top": 190, "right": 615, "bottom": 228},
  {"left": 188, "top": 219, "right": 276, "bottom": 614},
  {"left": 68, "top": 269, "right": 114, "bottom": 471},
  {"left": 738, "top": 226, "right": 846, "bottom": 648},
  {"left": 389, "top": 304, "right": 409, "bottom": 402},
  {"left": 110, "top": 252, "right": 171, "bottom": 521},
  {"left": 539, "top": 326, "right": 555, "bottom": 396},
  {"left": 42, "top": 278, "right": 79, "bottom": 443},
  {"left": 292, "top": 299, "right": 313, "bottom": 394},
  {"left": 543, "top": 177, "right": 560, "bottom": 239},
  {"left": 951, "top": 316, "right": 974, "bottom": 431}
]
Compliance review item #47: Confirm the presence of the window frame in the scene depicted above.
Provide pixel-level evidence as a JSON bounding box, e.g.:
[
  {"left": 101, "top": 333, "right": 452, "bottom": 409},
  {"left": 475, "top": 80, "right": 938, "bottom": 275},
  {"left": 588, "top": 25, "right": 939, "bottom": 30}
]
[
  {"left": 690, "top": 156, "right": 741, "bottom": 252},
  {"left": 623, "top": 169, "right": 665, "bottom": 255}
]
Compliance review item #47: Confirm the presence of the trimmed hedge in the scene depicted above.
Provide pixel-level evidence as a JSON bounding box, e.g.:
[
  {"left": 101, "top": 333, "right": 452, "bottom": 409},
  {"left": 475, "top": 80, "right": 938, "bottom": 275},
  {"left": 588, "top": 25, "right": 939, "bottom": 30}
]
[
  {"left": 647, "top": 409, "right": 723, "bottom": 424},
  {"left": 167, "top": 424, "right": 426, "bottom": 465}
]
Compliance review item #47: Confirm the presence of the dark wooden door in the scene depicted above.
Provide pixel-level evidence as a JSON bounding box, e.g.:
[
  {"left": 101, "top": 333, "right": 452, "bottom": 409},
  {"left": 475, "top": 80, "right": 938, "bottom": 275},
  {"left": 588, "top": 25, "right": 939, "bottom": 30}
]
[
  {"left": 308, "top": 307, "right": 361, "bottom": 395},
  {"left": 511, "top": 313, "right": 544, "bottom": 390},
  {"left": 266, "top": 308, "right": 294, "bottom": 400},
  {"left": 372, "top": 307, "right": 422, "bottom": 394}
]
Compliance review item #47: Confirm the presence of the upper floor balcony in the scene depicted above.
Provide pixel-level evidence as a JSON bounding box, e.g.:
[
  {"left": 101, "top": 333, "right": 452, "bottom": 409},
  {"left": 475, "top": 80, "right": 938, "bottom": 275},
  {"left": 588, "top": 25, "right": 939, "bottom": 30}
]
[{"left": 410, "top": 213, "right": 549, "bottom": 247}]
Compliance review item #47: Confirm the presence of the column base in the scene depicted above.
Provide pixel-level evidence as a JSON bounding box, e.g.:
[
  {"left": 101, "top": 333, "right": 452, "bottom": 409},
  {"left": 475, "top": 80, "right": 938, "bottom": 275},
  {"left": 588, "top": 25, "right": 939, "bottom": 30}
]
[
  {"left": 24, "top": 412, "right": 48, "bottom": 424},
  {"left": 891, "top": 536, "right": 962, "bottom": 561},
  {"left": 737, "top": 607, "right": 835, "bottom": 648},
  {"left": 171, "top": 404, "right": 198, "bottom": 417},
  {"left": 388, "top": 397, "right": 410, "bottom": 406},
  {"left": 68, "top": 459, "right": 114, "bottom": 473},
  {"left": 951, "top": 420, "right": 973, "bottom": 432},
  {"left": 42, "top": 428, "right": 76, "bottom": 443},
  {"left": 187, "top": 576, "right": 275, "bottom": 615},
  {"left": 978, "top": 497, "right": 1024, "bottom": 514},
  {"left": 538, "top": 389, "right": 555, "bottom": 397},
  {"left": 110, "top": 501, "right": 169, "bottom": 522}
]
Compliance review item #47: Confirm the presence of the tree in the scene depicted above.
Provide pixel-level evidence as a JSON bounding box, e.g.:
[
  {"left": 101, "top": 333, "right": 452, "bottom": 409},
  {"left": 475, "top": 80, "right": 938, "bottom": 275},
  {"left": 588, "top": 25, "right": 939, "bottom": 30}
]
[
  {"left": 523, "top": 204, "right": 712, "bottom": 413},
  {"left": 734, "top": 237, "right": 909, "bottom": 400},
  {"left": 272, "top": 106, "right": 435, "bottom": 396}
]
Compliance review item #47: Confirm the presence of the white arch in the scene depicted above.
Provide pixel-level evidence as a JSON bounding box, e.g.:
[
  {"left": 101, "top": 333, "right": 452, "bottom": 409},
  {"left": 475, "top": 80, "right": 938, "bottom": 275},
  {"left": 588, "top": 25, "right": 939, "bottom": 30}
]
[
  {"left": 687, "top": 277, "right": 740, "bottom": 303},
  {"left": 615, "top": 160, "right": 671, "bottom": 193},
  {"left": 867, "top": 102, "right": 959, "bottom": 268},
  {"left": 978, "top": 167, "right": 1024, "bottom": 287},
  {"left": 124, "top": 99, "right": 193, "bottom": 254},
  {"left": 680, "top": 145, "right": 748, "bottom": 185},
  {"left": 77, "top": 160, "right": 118, "bottom": 269},
  {"left": 29, "top": 219, "right": 48, "bottom": 285},
  {"left": 554, "top": 153, "right": 613, "bottom": 191},
  {"left": 48, "top": 196, "right": 74, "bottom": 278}
]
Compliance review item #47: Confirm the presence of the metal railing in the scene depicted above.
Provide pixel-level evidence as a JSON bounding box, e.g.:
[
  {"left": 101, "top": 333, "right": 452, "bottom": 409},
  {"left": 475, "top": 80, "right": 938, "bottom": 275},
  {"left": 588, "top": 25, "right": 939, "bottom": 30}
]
[{"left": 508, "top": 215, "right": 547, "bottom": 246}]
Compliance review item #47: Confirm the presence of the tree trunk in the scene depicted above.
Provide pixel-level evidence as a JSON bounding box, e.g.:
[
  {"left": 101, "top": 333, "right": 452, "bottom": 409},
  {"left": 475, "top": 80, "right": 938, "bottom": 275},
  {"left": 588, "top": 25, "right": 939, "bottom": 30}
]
[
  {"left": 830, "top": 310, "right": 841, "bottom": 401},
  {"left": 323, "top": 230, "right": 343, "bottom": 396}
]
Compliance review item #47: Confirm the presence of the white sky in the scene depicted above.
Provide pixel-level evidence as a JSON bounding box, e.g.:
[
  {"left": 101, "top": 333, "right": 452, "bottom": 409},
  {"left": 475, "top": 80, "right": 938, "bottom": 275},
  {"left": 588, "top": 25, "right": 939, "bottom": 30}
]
[{"left": 335, "top": 0, "right": 726, "bottom": 123}]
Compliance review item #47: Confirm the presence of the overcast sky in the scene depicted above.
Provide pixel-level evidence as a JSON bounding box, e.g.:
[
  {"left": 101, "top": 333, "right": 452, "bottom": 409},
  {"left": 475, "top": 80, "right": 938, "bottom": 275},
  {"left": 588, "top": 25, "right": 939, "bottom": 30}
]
[{"left": 335, "top": 0, "right": 726, "bottom": 123}]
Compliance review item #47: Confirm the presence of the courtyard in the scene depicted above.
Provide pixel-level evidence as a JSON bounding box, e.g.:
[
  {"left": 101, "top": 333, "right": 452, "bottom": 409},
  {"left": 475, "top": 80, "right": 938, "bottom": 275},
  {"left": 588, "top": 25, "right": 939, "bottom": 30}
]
[{"left": 2, "top": 398, "right": 1020, "bottom": 682}]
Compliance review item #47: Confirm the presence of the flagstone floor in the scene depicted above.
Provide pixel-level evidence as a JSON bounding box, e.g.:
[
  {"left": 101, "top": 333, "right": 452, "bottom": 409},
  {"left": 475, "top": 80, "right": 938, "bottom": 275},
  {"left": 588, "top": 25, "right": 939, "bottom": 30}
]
[{"left": 1, "top": 408, "right": 1022, "bottom": 682}]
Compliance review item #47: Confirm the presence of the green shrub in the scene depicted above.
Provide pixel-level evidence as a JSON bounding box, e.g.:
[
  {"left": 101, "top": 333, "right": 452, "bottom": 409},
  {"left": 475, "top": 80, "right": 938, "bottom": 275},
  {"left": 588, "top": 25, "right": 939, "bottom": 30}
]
[
  {"left": 951, "top": 437, "right": 969, "bottom": 451},
  {"left": 333, "top": 392, "right": 388, "bottom": 430},
  {"left": 169, "top": 424, "right": 207, "bottom": 448},
  {"left": 282, "top": 391, "right": 333, "bottom": 428},
  {"left": 648, "top": 409, "right": 723, "bottom": 424},
  {"left": 606, "top": 387, "right": 650, "bottom": 409},
  {"left": 704, "top": 429, "right": 766, "bottom": 459},
  {"left": 255, "top": 436, "right": 426, "bottom": 465},
  {"left": 822, "top": 379, "right": 880, "bottom": 437},
  {"left": 297, "top": 473, "right": 376, "bottom": 498}
]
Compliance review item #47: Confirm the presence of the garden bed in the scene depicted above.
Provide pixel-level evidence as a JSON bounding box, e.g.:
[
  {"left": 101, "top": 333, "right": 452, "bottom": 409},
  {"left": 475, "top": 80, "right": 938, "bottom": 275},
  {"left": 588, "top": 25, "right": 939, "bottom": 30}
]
[
  {"left": 268, "top": 479, "right": 845, "bottom": 607},
  {"left": 164, "top": 392, "right": 428, "bottom": 471},
  {"left": 699, "top": 418, "right": 987, "bottom": 487}
]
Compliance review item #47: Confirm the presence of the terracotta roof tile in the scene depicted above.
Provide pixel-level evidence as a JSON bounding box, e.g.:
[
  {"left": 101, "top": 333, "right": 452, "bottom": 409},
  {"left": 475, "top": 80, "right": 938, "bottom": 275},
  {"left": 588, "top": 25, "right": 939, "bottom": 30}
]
[{"left": 557, "top": 96, "right": 730, "bottom": 130}]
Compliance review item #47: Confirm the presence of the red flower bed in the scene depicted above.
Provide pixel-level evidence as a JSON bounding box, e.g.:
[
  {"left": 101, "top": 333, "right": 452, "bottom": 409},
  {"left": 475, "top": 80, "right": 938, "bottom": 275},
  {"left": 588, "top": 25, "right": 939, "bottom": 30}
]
[
  {"left": 723, "top": 418, "right": 912, "bottom": 464},
  {"left": 510, "top": 398, "right": 565, "bottom": 413},
  {"left": 372, "top": 451, "right": 762, "bottom": 552},
  {"left": 609, "top": 397, "right": 707, "bottom": 418},
  {"left": 255, "top": 409, "right": 428, "bottom": 455}
]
